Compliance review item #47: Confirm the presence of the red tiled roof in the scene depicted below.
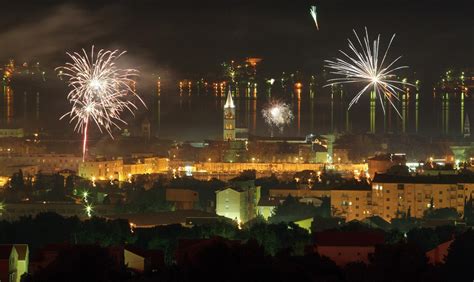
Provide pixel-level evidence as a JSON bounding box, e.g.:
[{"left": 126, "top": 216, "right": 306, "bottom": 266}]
[
  {"left": 257, "top": 197, "right": 281, "bottom": 207},
  {"left": 314, "top": 231, "right": 385, "bottom": 246},
  {"left": 14, "top": 245, "right": 28, "bottom": 260},
  {"left": 109, "top": 210, "right": 219, "bottom": 227},
  {"left": 0, "top": 245, "right": 13, "bottom": 259}
]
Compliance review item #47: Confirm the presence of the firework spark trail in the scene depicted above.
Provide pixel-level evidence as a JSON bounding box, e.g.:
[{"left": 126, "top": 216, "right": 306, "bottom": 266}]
[
  {"left": 57, "top": 46, "right": 145, "bottom": 161},
  {"left": 262, "top": 100, "right": 294, "bottom": 135},
  {"left": 324, "top": 28, "right": 412, "bottom": 117},
  {"left": 310, "top": 6, "right": 319, "bottom": 30}
]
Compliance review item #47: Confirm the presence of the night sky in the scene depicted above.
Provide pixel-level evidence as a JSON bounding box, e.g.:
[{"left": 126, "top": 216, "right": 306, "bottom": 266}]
[
  {"left": 0, "top": 0, "right": 473, "bottom": 140},
  {"left": 1, "top": 0, "right": 473, "bottom": 82}
]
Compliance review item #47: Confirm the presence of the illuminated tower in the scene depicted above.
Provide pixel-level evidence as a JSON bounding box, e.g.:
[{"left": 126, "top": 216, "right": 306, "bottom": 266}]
[
  {"left": 370, "top": 90, "right": 376, "bottom": 134},
  {"left": 442, "top": 93, "right": 449, "bottom": 135},
  {"left": 402, "top": 93, "right": 407, "bottom": 134},
  {"left": 461, "top": 92, "right": 465, "bottom": 136},
  {"left": 415, "top": 80, "right": 419, "bottom": 133},
  {"left": 464, "top": 113, "right": 470, "bottom": 138},
  {"left": 223, "top": 89, "right": 236, "bottom": 141}
]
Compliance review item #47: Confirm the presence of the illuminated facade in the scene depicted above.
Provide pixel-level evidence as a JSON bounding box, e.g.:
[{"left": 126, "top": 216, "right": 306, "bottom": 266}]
[
  {"left": 367, "top": 153, "right": 406, "bottom": 179},
  {"left": 1, "top": 202, "right": 114, "bottom": 221},
  {"left": 216, "top": 188, "right": 247, "bottom": 223},
  {"left": 0, "top": 154, "right": 82, "bottom": 174},
  {"left": 123, "top": 157, "right": 169, "bottom": 177},
  {"left": 223, "top": 90, "right": 236, "bottom": 141},
  {"left": 269, "top": 188, "right": 331, "bottom": 199},
  {"left": 0, "top": 128, "right": 24, "bottom": 138},
  {"left": 0, "top": 244, "right": 28, "bottom": 282},
  {"left": 79, "top": 157, "right": 169, "bottom": 181},
  {"left": 0, "top": 245, "right": 18, "bottom": 282},
  {"left": 326, "top": 174, "right": 474, "bottom": 222},
  {"left": 331, "top": 184, "right": 372, "bottom": 221},
  {"left": 256, "top": 197, "right": 280, "bottom": 220},
  {"left": 371, "top": 174, "right": 474, "bottom": 221},
  {"left": 193, "top": 162, "right": 366, "bottom": 178},
  {"left": 313, "top": 231, "right": 384, "bottom": 266},
  {"left": 79, "top": 159, "right": 123, "bottom": 181},
  {"left": 165, "top": 189, "right": 199, "bottom": 210},
  {"left": 216, "top": 184, "right": 260, "bottom": 223},
  {"left": 13, "top": 245, "right": 27, "bottom": 282}
]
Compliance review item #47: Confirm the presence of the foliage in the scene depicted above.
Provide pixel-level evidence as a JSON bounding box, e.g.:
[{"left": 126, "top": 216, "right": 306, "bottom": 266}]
[
  {"left": 116, "top": 187, "right": 172, "bottom": 213},
  {"left": 245, "top": 222, "right": 310, "bottom": 256},
  {"left": 368, "top": 243, "right": 428, "bottom": 281},
  {"left": 270, "top": 195, "right": 329, "bottom": 224},
  {"left": 423, "top": 207, "right": 459, "bottom": 220},
  {"left": 31, "top": 245, "right": 128, "bottom": 282}
]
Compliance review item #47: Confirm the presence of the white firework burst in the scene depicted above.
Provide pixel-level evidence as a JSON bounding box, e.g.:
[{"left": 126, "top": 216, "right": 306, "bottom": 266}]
[
  {"left": 262, "top": 100, "right": 294, "bottom": 134},
  {"left": 57, "top": 46, "right": 145, "bottom": 161},
  {"left": 325, "top": 28, "right": 412, "bottom": 117}
]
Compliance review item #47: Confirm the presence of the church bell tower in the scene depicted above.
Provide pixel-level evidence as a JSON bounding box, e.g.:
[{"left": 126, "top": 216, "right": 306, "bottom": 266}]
[
  {"left": 223, "top": 89, "right": 236, "bottom": 141},
  {"left": 464, "top": 113, "right": 471, "bottom": 138}
]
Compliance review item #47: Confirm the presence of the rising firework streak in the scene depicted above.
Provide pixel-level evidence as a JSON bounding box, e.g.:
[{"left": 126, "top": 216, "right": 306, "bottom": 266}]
[{"left": 310, "top": 6, "right": 319, "bottom": 30}]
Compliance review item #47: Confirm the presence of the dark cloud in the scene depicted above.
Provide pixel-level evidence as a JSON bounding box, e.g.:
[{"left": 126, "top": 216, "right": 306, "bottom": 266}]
[
  {"left": 0, "top": 0, "right": 473, "bottom": 80},
  {"left": 0, "top": 4, "right": 109, "bottom": 63}
]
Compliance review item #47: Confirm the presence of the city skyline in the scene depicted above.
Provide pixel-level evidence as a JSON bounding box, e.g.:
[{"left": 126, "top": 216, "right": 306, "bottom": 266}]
[{"left": 0, "top": 2, "right": 473, "bottom": 281}]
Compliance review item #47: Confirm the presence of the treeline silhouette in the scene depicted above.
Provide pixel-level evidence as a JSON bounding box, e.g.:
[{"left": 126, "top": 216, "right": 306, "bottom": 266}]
[{"left": 1, "top": 212, "right": 471, "bottom": 282}]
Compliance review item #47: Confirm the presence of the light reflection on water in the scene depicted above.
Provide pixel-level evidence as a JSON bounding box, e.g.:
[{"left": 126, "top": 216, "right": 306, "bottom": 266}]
[{"left": 0, "top": 83, "right": 471, "bottom": 141}]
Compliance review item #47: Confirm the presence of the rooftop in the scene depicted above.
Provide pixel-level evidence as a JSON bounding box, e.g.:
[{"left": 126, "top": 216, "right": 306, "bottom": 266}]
[
  {"left": 257, "top": 197, "right": 282, "bottom": 207},
  {"left": 332, "top": 181, "right": 371, "bottom": 191},
  {"left": 314, "top": 231, "right": 385, "bottom": 247},
  {"left": 369, "top": 153, "right": 406, "bottom": 162},
  {"left": 110, "top": 210, "right": 220, "bottom": 227},
  {"left": 14, "top": 244, "right": 28, "bottom": 260},
  {"left": 0, "top": 245, "right": 13, "bottom": 259},
  {"left": 224, "top": 90, "right": 235, "bottom": 108},
  {"left": 373, "top": 173, "right": 474, "bottom": 184}
]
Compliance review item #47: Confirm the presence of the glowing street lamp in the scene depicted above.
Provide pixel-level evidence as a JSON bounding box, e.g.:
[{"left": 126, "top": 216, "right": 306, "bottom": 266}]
[
  {"left": 85, "top": 204, "right": 93, "bottom": 218},
  {"left": 82, "top": 191, "right": 89, "bottom": 203}
]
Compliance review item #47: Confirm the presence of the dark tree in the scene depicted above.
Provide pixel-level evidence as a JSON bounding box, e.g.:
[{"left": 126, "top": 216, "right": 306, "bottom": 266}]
[
  {"left": 270, "top": 195, "right": 318, "bottom": 223},
  {"left": 406, "top": 228, "right": 440, "bottom": 252},
  {"left": 444, "top": 230, "right": 474, "bottom": 281},
  {"left": 10, "top": 169, "right": 25, "bottom": 190},
  {"left": 423, "top": 207, "right": 459, "bottom": 220},
  {"left": 368, "top": 243, "right": 428, "bottom": 282},
  {"left": 31, "top": 245, "right": 127, "bottom": 282}
]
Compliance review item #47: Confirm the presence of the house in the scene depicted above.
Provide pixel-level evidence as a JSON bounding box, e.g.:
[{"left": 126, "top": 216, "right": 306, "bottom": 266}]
[
  {"left": 0, "top": 245, "right": 18, "bottom": 282},
  {"left": 372, "top": 173, "right": 474, "bottom": 220},
  {"left": 269, "top": 188, "right": 331, "bottom": 199},
  {"left": 175, "top": 237, "right": 240, "bottom": 265},
  {"left": 165, "top": 188, "right": 199, "bottom": 210},
  {"left": 312, "top": 231, "right": 385, "bottom": 266},
  {"left": 330, "top": 182, "right": 372, "bottom": 221},
  {"left": 368, "top": 153, "right": 406, "bottom": 179},
  {"left": 110, "top": 210, "right": 221, "bottom": 228},
  {"left": 426, "top": 239, "right": 453, "bottom": 265},
  {"left": 31, "top": 244, "right": 163, "bottom": 274},
  {"left": 256, "top": 197, "right": 281, "bottom": 220},
  {"left": 13, "top": 245, "right": 28, "bottom": 282},
  {"left": 361, "top": 216, "right": 391, "bottom": 230},
  {"left": 294, "top": 217, "right": 314, "bottom": 232},
  {"left": 123, "top": 246, "right": 164, "bottom": 273},
  {"left": 0, "top": 244, "right": 28, "bottom": 282},
  {"left": 30, "top": 244, "right": 72, "bottom": 273},
  {"left": 215, "top": 184, "right": 260, "bottom": 223}
]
